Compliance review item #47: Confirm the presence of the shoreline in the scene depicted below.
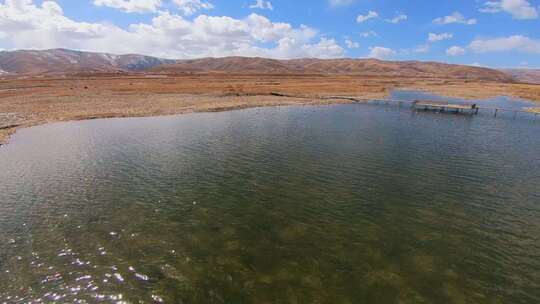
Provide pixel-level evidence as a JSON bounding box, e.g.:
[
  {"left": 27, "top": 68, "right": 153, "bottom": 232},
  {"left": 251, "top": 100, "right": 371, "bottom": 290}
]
[
  {"left": 2, "top": 92, "right": 539, "bottom": 148},
  {"left": 0, "top": 95, "right": 351, "bottom": 147},
  {"left": 2, "top": 74, "right": 540, "bottom": 147}
]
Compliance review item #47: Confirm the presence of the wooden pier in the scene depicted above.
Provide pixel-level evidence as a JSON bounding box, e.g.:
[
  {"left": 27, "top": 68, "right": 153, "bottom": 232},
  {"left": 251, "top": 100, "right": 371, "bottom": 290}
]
[
  {"left": 316, "top": 94, "right": 538, "bottom": 120},
  {"left": 412, "top": 100, "right": 479, "bottom": 114},
  {"left": 269, "top": 92, "right": 539, "bottom": 120}
]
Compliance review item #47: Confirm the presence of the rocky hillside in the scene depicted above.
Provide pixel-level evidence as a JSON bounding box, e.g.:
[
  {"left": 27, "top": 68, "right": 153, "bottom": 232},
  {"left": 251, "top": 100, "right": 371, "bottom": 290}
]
[
  {"left": 501, "top": 69, "right": 540, "bottom": 84},
  {"left": 0, "top": 49, "right": 515, "bottom": 82},
  {"left": 152, "top": 57, "right": 513, "bottom": 82},
  {"left": 0, "top": 49, "right": 174, "bottom": 74}
]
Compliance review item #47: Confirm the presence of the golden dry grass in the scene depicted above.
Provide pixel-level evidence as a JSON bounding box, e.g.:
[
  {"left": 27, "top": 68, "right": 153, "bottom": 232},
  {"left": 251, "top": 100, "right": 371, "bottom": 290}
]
[{"left": 1, "top": 74, "right": 539, "bottom": 145}]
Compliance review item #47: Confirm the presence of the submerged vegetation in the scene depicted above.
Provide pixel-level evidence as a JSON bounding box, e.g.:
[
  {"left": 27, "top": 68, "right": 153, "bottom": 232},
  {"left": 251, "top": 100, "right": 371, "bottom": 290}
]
[{"left": 1, "top": 102, "right": 539, "bottom": 302}]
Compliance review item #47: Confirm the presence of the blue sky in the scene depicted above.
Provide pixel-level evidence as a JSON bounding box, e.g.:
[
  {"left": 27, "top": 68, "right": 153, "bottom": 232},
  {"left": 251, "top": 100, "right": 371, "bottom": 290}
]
[{"left": 0, "top": 0, "right": 539, "bottom": 67}]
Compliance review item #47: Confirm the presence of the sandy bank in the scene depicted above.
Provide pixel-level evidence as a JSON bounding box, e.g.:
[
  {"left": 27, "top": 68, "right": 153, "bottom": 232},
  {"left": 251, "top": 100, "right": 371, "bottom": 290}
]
[
  {"left": 0, "top": 94, "right": 351, "bottom": 146},
  {"left": 1, "top": 74, "right": 540, "bottom": 146}
]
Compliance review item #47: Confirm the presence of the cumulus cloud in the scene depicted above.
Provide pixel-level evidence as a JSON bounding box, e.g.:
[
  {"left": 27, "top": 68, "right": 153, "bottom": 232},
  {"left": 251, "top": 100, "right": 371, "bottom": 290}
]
[
  {"left": 300, "top": 38, "right": 344, "bottom": 58},
  {"left": 386, "top": 13, "right": 407, "bottom": 24},
  {"left": 0, "top": 1, "right": 344, "bottom": 59},
  {"left": 480, "top": 0, "right": 538, "bottom": 19},
  {"left": 443, "top": 35, "right": 540, "bottom": 57},
  {"left": 356, "top": 11, "right": 378, "bottom": 23},
  {"left": 468, "top": 35, "right": 540, "bottom": 53},
  {"left": 446, "top": 46, "right": 466, "bottom": 56},
  {"left": 428, "top": 33, "right": 453, "bottom": 42},
  {"left": 93, "top": 0, "right": 162, "bottom": 13},
  {"left": 345, "top": 39, "right": 359, "bottom": 49},
  {"left": 368, "top": 46, "right": 396, "bottom": 59},
  {"left": 172, "top": 0, "right": 213, "bottom": 16},
  {"left": 250, "top": 0, "right": 273, "bottom": 11},
  {"left": 433, "top": 12, "right": 477, "bottom": 25}
]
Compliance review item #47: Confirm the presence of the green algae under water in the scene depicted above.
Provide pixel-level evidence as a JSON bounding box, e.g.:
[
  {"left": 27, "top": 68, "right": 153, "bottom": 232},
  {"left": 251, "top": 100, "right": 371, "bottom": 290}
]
[{"left": 1, "top": 95, "right": 540, "bottom": 303}]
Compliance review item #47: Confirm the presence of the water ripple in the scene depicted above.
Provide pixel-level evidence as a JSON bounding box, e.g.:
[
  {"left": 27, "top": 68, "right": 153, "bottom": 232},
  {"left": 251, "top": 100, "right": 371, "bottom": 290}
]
[{"left": 0, "top": 101, "right": 539, "bottom": 303}]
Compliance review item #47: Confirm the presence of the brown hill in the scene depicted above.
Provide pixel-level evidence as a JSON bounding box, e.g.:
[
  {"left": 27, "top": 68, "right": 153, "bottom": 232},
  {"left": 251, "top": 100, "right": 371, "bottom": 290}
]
[
  {"left": 155, "top": 57, "right": 298, "bottom": 74},
  {"left": 0, "top": 49, "right": 174, "bottom": 74},
  {"left": 0, "top": 49, "right": 514, "bottom": 82},
  {"left": 153, "top": 57, "right": 513, "bottom": 82},
  {"left": 501, "top": 69, "right": 540, "bottom": 84},
  {"left": 285, "top": 59, "right": 508, "bottom": 80}
]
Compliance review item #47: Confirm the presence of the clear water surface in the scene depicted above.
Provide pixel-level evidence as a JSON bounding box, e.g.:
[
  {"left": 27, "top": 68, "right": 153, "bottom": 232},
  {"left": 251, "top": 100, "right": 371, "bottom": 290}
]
[{"left": 1, "top": 92, "right": 539, "bottom": 303}]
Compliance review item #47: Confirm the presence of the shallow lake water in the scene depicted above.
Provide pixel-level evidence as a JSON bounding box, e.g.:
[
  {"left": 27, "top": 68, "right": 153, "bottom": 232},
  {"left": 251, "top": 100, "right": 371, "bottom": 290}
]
[{"left": 1, "top": 93, "right": 539, "bottom": 303}]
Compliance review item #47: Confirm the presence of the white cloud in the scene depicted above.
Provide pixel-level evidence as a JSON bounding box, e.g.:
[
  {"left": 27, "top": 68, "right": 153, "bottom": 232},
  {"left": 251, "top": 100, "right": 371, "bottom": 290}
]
[
  {"left": 368, "top": 46, "right": 396, "bottom": 59},
  {"left": 250, "top": 0, "right": 273, "bottom": 11},
  {"left": 357, "top": 12, "right": 406, "bottom": 24},
  {"left": 446, "top": 46, "right": 466, "bottom": 56},
  {"left": 329, "top": 0, "right": 355, "bottom": 6},
  {"left": 172, "top": 0, "right": 213, "bottom": 16},
  {"left": 428, "top": 32, "right": 453, "bottom": 42},
  {"left": 413, "top": 44, "right": 430, "bottom": 53},
  {"left": 0, "top": 1, "right": 344, "bottom": 59},
  {"left": 480, "top": 0, "right": 538, "bottom": 19},
  {"left": 300, "top": 37, "right": 344, "bottom": 58},
  {"left": 386, "top": 14, "right": 407, "bottom": 24},
  {"left": 93, "top": 0, "right": 162, "bottom": 13},
  {"left": 359, "top": 31, "right": 377, "bottom": 38},
  {"left": 443, "top": 35, "right": 540, "bottom": 57},
  {"left": 356, "top": 11, "right": 378, "bottom": 23},
  {"left": 345, "top": 39, "right": 359, "bottom": 49},
  {"left": 433, "top": 12, "right": 477, "bottom": 25},
  {"left": 468, "top": 35, "right": 540, "bottom": 53}
]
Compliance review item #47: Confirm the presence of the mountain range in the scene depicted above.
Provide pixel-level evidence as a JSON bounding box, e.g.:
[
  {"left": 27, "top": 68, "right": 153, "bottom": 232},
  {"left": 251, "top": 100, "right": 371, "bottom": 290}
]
[{"left": 0, "top": 48, "right": 535, "bottom": 84}]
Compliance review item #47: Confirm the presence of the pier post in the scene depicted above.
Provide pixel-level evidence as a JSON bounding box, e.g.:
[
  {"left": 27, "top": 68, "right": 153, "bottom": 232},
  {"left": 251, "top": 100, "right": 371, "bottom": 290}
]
[
  {"left": 513, "top": 111, "right": 517, "bottom": 120},
  {"left": 494, "top": 109, "right": 498, "bottom": 117}
]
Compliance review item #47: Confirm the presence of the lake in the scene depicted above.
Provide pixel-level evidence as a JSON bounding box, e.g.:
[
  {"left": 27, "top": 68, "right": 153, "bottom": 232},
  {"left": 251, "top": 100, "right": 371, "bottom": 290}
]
[{"left": 1, "top": 92, "right": 539, "bottom": 303}]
